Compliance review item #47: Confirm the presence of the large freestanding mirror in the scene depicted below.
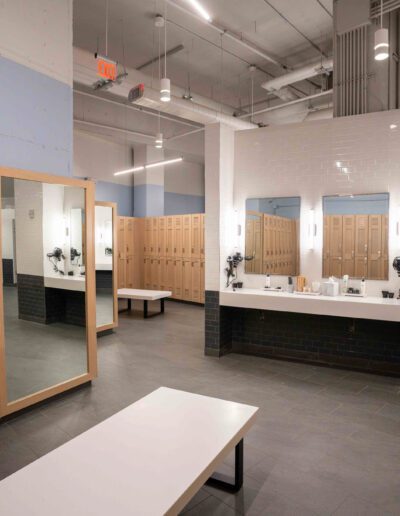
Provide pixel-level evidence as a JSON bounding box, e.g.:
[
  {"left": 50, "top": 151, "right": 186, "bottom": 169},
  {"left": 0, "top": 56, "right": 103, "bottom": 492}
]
[
  {"left": 95, "top": 201, "right": 118, "bottom": 333},
  {"left": 323, "top": 193, "right": 389, "bottom": 280},
  {"left": 245, "top": 197, "right": 301, "bottom": 275},
  {"left": 0, "top": 168, "right": 96, "bottom": 418}
]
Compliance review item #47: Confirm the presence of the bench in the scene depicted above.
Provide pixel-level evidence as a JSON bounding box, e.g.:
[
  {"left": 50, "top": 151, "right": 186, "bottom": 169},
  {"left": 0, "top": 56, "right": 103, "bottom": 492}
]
[
  {"left": 0, "top": 387, "right": 258, "bottom": 516},
  {"left": 118, "top": 288, "right": 172, "bottom": 318}
]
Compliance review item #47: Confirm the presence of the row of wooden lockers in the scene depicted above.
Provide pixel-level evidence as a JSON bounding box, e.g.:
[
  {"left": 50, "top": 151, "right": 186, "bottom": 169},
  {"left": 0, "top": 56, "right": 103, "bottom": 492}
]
[{"left": 118, "top": 213, "right": 205, "bottom": 260}]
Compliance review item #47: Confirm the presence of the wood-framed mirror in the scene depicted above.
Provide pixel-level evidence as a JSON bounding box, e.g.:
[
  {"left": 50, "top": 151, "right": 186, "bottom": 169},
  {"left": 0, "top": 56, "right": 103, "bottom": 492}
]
[
  {"left": 95, "top": 201, "right": 118, "bottom": 333},
  {"left": 0, "top": 167, "right": 97, "bottom": 418}
]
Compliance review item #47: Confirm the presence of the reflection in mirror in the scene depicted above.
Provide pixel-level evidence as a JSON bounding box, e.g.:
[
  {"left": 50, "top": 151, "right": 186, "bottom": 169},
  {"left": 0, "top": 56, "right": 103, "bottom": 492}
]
[
  {"left": 1, "top": 178, "right": 87, "bottom": 403},
  {"left": 95, "top": 205, "right": 114, "bottom": 328},
  {"left": 245, "top": 197, "right": 301, "bottom": 275},
  {"left": 323, "top": 193, "right": 389, "bottom": 280}
]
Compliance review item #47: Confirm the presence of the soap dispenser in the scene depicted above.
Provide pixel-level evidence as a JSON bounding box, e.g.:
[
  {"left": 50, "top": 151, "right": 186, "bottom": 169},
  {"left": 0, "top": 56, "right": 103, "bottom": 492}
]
[
  {"left": 287, "top": 276, "right": 294, "bottom": 293},
  {"left": 360, "top": 277, "right": 366, "bottom": 297},
  {"left": 265, "top": 274, "right": 271, "bottom": 289}
]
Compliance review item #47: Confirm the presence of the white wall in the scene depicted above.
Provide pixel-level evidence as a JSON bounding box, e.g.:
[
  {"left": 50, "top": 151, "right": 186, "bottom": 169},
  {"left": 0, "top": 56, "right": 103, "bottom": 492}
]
[
  {"left": 234, "top": 109, "right": 400, "bottom": 297},
  {"left": 95, "top": 205, "right": 113, "bottom": 266},
  {"left": 164, "top": 161, "right": 204, "bottom": 196},
  {"left": 1, "top": 209, "right": 15, "bottom": 260},
  {"left": 42, "top": 184, "right": 66, "bottom": 276}
]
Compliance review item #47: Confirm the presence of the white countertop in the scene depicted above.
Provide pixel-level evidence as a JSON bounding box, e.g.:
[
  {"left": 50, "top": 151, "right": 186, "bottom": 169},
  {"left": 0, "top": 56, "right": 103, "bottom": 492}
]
[
  {"left": 44, "top": 274, "right": 86, "bottom": 292},
  {"left": 95, "top": 262, "right": 112, "bottom": 271},
  {"left": 220, "top": 288, "right": 400, "bottom": 322},
  {"left": 0, "top": 387, "right": 258, "bottom": 516}
]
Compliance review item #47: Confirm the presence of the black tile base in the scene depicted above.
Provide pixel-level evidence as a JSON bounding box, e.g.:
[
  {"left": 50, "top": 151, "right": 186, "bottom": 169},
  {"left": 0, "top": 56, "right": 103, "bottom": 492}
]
[
  {"left": 204, "top": 290, "right": 232, "bottom": 357},
  {"left": 2, "top": 259, "right": 14, "bottom": 286}
]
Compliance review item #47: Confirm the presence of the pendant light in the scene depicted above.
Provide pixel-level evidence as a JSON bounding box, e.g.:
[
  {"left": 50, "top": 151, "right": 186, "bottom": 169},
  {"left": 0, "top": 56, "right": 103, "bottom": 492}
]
[
  {"left": 375, "top": 0, "right": 389, "bottom": 61},
  {"left": 160, "top": 0, "right": 171, "bottom": 102}
]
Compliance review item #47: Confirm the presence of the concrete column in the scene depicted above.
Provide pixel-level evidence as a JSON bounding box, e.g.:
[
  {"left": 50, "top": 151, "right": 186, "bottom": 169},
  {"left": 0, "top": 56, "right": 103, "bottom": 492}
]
[
  {"left": 204, "top": 123, "right": 236, "bottom": 357},
  {"left": 133, "top": 145, "right": 165, "bottom": 217}
]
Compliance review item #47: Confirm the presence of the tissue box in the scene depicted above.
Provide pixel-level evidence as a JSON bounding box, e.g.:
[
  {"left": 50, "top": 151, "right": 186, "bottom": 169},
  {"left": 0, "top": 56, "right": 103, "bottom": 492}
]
[{"left": 322, "top": 281, "right": 339, "bottom": 297}]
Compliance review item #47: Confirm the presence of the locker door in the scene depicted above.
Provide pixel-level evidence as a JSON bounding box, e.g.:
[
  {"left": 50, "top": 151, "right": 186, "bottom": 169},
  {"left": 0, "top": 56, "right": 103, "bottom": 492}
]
[
  {"left": 253, "top": 217, "right": 262, "bottom": 274},
  {"left": 125, "top": 256, "right": 134, "bottom": 288},
  {"left": 245, "top": 219, "right": 254, "bottom": 273},
  {"left": 342, "top": 215, "right": 355, "bottom": 277},
  {"left": 151, "top": 258, "right": 160, "bottom": 290},
  {"left": 132, "top": 253, "right": 142, "bottom": 289},
  {"left": 144, "top": 218, "right": 152, "bottom": 256},
  {"left": 382, "top": 214, "right": 388, "bottom": 280},
  {"left": 144, "top": 257, "right": 152, "bottom": 290},
  {"left": 151, "top": 218, "right": 159, "bottom": 257},
  {"left": 174, "top": 216, "right": 182, "bottom": 258},
  {"left": 191, "top": 214, "right": 201, "bottom": 259},
  {"left": 166, "top": 216, "right": 174, "bottom": 258},
  {"left": 173, "top": 259, "right": 183, "bottom": 299},
  {"left": 191, "top": 260, "right": 201, "bottom": 302},
  {"left": 124, "top": 218, "right": 134, "bottom": 257},
  {"left": 159, "top": 257, "right": 167, "bottom": 290},
  {"left": 158, "top": 217, "right": 167, "bottom": 257},
  {"left": 166, "top": 258, "right": 174, "bottom": 293},
  {"left": 368, "top": 214, "right": 382, "bottom": 279},
  {"left": 354, "top": 215, "right": 368, "bottom": 278},
  {"left": 118, "top": 217, "right": 126, "bottom": 288},
  {"left": 200, "top": 260, "right": 205, "bottom": 303},
  {"left": 323, "top": 216, "right": 330, "bottom": 277},
  {"left": 329, "top": 215, "right": 343, "bottom": 277},
  {"left": 200, "top": 214, "right": 205, "bottom": 260},
  {"left": 182, "top": 259, "right": 192, "bottom": 300},
  {"left": 263, "top": 214, "right": 272, "bottom": 274},
  {"left": 182, "top": 215, "right": 192, "bottom": 258}
]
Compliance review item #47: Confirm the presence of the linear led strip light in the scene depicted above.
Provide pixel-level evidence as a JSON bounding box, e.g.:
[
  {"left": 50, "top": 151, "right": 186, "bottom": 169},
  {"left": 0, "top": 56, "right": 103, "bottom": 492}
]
[
  {"left": 186, "top": 0, "right": 212, "bottom": 21},
  {"left": 114, "top": 157, "right": 183, "bottom": 176}
]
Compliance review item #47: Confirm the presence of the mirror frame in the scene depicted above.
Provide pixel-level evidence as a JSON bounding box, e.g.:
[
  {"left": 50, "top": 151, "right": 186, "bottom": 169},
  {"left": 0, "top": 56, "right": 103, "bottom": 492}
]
[
  {"left": 95, "top": 201, "right": 118, "bottom": 333},
  {"left": 0, "top": 167, "right": 97, "bottom": 418}
]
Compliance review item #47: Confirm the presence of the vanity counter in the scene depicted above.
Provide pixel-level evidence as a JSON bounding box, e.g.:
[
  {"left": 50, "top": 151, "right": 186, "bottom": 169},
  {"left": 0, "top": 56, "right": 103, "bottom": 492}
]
[
  {"left": 220, "top": 288, "right": 400, "bottom": 322},
  {"left": 44, "top": 274, "right": 86, "bottom": 292},
  {"left": 95, "top": 262, "right": 112, "bottom": 271}
]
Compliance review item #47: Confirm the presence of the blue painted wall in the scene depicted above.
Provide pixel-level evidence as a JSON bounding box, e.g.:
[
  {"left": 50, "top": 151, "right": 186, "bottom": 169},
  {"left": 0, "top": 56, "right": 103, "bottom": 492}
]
[
  {"left": 323, "top": 193, "right": 389, "bottom": 215},
  {"left": 134, "top": 184, "right": 164, "bottom": 217},
  {"left": 0, "top": 56, "right": 72, "bottom": 177},
  {"left": 96, "top": 181, "right": 133, "bottom": 216},
  {"left": 165, "top": 192, "right": 205, "bottom": 215}
]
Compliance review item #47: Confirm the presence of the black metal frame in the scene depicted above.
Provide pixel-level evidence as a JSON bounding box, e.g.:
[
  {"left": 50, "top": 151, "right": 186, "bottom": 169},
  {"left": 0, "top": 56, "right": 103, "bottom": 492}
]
[
  {"left": 118, "top": 298, "right": 165, "bottom": 319},
  {"left": 205, "top": 439, "right": 243, "bottom": 493}
]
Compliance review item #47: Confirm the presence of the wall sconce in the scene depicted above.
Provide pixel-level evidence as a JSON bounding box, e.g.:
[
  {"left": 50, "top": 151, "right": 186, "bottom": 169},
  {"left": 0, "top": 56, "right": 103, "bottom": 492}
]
[{"left": 306, "top": 209, "right": 316, "bottom": 250}]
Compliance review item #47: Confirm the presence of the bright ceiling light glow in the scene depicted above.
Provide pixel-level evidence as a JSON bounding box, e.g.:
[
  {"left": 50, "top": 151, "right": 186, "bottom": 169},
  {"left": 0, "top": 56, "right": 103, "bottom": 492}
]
[
  {"left": 160, "top": 77, "right": 171, "bottom": 102},
  {"left": 375, "top": 28, "right": 389, "bottom": 61},
  {"left": 114, "top": 157, "right": 183, "bottom": 176},
  {"left": 186, "top": 0, "right": 212, "bottom": 21},
  {"left": 342, "top": 167, "right": 349, "bottom": 174},
  {"left": 155, "top": 132, "right": 163, "bottom": 149},
  {"left": 390, "top": 124, "right": 397, "bottom": 130},
  {"left": 335, "top": 161, "right": 342, "bottom": 168}
]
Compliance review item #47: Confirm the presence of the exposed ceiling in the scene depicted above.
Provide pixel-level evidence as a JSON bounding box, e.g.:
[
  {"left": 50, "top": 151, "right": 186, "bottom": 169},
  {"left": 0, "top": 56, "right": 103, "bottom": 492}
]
[{"left": 73, "top": 0, "right": 333, "bottom": 110}]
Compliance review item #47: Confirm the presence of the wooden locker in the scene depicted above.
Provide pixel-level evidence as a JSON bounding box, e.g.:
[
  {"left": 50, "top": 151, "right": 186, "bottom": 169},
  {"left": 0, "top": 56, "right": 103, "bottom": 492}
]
[
  {"left": 166, "top": 216, "right": 174, "bottom": 258},
  {"left": 144, "top": 257, "right": 152, "bottom": 289},
  {"left": 151, "top": 218, "right": 159, "bottom": 257},
  {"left": 159, "top": 257, "right": 167, "bottom": 290},
  {"left": 368, "top": 214, "right": 382, "bottom": 279},
  {"left": 174, "top": 216, "right": 183, "bottom": 257},
  {"left": 191, "top": 259, "right": 201, "bottom": 302},
  {"left": 117, "top": 217, "right": 126, "bottom": 288},
  {"left": 173, "top": 259, "right": 183, "bottom": 299},
  {"left": 182, "top": 259, "right": 192, "bottom": 300},
  {"left": 144, "top": 218, "right": 152, "bottom": 256},
  {"left": 382, "top": 214, "right": 388, "bottom": 280},
  {"left": 125, "top": 256, "right": 134, "bottom": 288},
  {"left": 328, "top": 215, "right": 343, "bottom": 277},
  {"left": 263, "top": 214, "right": 273, "bottom": 274},
  {"left": 151, "top": 258, "right": 160, "bottom": 289},
  {"left": 165, "top": 258, "right": 174, "bottom": 294},
  {"left": 200, "top": 260, "right": 205, "bottom": 304},
  {"left": 182, "top": 215, "right": 192, "bottom": 258},
  {"left": 191, "top": 214, "right": 201, "bottom": 259},
  {"left": 200, "top": 214, "right": 205, "bottom": 260},
  {"left": 342, "top": 215, "right": 355, "bottom": 277},
  {"left": 354, "top": 215, "right": 368, "bottom": 278},
  {"left": 253, "top": 217, "right": 263, "bottom": 274},
  {"left": 124, "top": 218, "right": 134, "bottom": 257},
  {"left": 132, "top": 253, "right": 143, "bottom": 289},
  {"left": 322, "top": 216, "right": 330, "bottom": 277},
  {"left": 245, "top": 219, "right": 254, "bottom": 273},
  {"left": 158, "top": 217, "right": 167, "bottom": 257}
]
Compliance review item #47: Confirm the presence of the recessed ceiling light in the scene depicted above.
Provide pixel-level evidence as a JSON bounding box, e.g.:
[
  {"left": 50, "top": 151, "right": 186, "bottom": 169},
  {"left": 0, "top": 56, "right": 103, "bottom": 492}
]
[{"left": 390, "top": 124, "right": 397, "bottom": 130}]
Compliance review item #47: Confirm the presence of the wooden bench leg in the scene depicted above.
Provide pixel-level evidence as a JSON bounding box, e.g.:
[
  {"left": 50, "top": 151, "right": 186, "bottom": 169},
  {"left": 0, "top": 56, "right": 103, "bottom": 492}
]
[{"left": 206, "top": 439, "right": 243, "bottom": 493}]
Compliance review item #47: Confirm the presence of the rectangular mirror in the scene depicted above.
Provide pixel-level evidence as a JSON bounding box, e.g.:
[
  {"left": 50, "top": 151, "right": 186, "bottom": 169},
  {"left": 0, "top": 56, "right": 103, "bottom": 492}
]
[
  {"left": 245, "top": 197, "right": 301, "bottom": 275},
  {"left": 95, "top": 202, "right": 117, "bottom": 332},
  {"left": 323, "top": 193, "right": 389, "bottom": 280},
  {"left": 0, "top": 169, "right": 96, "bottom": 417}
]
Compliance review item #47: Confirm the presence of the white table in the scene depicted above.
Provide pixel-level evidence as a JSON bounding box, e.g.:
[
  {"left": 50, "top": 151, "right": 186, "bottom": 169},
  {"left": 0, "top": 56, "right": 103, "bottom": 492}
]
[
  {"left": 0, "top": 387, "right": 258, "bottom": 516},
  {"left": 118, "top": 288, "right": 172, "bottom": 318}
]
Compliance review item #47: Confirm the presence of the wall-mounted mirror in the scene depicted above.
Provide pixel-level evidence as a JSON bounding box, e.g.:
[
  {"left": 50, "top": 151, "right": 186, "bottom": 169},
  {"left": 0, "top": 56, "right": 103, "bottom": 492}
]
[
  {"left": 323, "top": 193, "right": 389, "bottom": 280},
  {"left": 95, "top": 202, "right": 118, "bottom": 333},
  {"left": 245, "top": 197, "right": 301, "bottom": 275},
  {"left": 0, "top": 169, "right": 96, "bottom": 418}
]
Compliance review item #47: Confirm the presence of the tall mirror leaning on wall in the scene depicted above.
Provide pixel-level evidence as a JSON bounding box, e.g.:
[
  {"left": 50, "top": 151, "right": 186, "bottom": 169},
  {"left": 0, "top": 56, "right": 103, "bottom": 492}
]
[
  {"left": 322, "top": 193, "right": 389, "bottom": 280},
  {"left": 245, "top": 197, "right": 301, "bottom": 276},
  {"left": 0, "top": 174, "right": 95, "bottom": 415}
]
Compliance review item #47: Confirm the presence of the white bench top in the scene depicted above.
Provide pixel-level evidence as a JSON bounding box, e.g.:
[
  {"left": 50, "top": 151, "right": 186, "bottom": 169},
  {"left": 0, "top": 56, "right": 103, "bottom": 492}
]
[
  {"left": 118, "top": 288, "right": 172, "bottom": 301},
  {"left": 0, "top": 387, "right": 258, "bottom": 516}
]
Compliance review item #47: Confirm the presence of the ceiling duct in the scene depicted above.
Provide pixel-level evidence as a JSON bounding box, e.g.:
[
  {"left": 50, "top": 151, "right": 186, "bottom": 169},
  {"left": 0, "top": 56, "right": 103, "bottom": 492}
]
[
  {"left": 261, "top": 58, "right": 333, "bottom": 97},
  {"left": 73, "top": 47, "right": 255, "bottom": 131},
  {"left": 370, "top": 0, "right": 400, "bottom": 18}
]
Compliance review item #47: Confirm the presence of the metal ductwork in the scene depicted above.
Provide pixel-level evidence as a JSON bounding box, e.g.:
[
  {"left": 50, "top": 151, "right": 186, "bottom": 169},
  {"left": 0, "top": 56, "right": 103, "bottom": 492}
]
[
  {"left": 73, "top": 47, "right": 255, "bottom": 131},
  {"left": 261, "top": 58, "right": 333, "bottom": 97}
]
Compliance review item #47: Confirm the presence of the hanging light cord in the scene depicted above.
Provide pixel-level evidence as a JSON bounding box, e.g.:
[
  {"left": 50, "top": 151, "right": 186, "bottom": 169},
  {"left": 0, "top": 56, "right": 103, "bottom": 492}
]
[
  {"left": 105, "top": 0, "right": 109, "bottom": 57},
  {"left": 381, "top": 0, "right": 383, "bottom": 28},
  {"left": 164, "top": 0, "right": 167, "bottom": 78}
]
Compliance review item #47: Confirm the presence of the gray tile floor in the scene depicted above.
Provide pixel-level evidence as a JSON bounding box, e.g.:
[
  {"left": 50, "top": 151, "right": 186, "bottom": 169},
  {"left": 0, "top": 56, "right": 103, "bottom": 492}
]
[{"left": 1, "top": 301, "right": 400, "bottom": 515}]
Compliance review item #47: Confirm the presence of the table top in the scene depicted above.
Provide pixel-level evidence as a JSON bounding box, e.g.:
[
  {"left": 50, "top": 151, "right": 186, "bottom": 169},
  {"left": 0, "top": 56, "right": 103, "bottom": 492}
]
[
  {"left": 0, "top": 387, "right": 258, "bottom": 516},
  {"left": 118, "top": 288, "right": 172, "bottom": 300}
]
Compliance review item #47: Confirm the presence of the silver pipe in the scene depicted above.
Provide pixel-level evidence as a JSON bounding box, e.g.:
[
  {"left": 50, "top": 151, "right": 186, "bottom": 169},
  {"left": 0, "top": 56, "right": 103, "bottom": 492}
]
[
  {"left": 74, "top": 118, "right": 155, "bottom": 140},
  {"left": 238, "top": 90, "right": 333, "bottom": 117},
  {"left": 166, "top": 127, "right": 204, "bottom": 141}
]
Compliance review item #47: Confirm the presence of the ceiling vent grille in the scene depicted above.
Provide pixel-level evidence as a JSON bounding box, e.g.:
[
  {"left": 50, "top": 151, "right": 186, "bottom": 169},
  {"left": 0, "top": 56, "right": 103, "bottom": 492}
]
[{"left": 370, "top": 0, "right": 400, "bottom": 18}]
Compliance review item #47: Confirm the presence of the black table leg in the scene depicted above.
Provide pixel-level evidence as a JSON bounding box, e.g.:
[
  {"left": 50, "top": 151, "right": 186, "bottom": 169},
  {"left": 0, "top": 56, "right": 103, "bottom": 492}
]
[
  {"left": 161, "top": 298, "right": 165, "bottom": 314},
  {"left": 143, "top": 300, "right": 148, "bottom": 318},
  {"left": 205, "top": 439, "right": 243, "bottom": 493},
  {"left": 128, "top": 298, "right": 132, "bottom": 311}
]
